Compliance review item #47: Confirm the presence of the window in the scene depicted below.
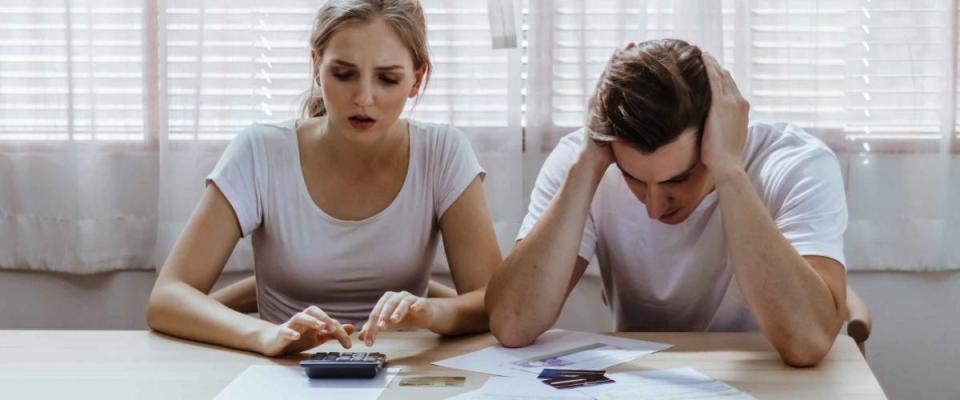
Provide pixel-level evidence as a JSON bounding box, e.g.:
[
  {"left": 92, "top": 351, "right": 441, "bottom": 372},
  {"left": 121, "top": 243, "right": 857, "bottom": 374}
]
[
  {"left": 1, "top": 0, "right": 521, "bottom": 147},
  {"left": 2, "top": 0, "right": 957, "bottom": 153},
  {"left": 526, "top": 0, "right": 958, "bottom": 153}
]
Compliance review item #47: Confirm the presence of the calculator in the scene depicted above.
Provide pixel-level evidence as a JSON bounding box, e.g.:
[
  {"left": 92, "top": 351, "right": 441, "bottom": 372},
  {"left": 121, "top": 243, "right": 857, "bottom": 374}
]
[{"left": 299, "top": 351, "right": 387, "bottom": 379}]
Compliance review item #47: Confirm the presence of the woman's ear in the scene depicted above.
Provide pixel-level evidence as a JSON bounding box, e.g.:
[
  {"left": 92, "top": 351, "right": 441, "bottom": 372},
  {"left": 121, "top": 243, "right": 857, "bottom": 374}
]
[
  {"left": 408, "top": 64, "right": 427, "bottom": 98},
  {"left": 311, "top": 49, "right": 322, "bottom": 86}
]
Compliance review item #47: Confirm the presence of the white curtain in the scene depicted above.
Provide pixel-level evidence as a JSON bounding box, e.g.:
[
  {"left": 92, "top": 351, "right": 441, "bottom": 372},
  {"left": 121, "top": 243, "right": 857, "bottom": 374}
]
[
  {"left": 0, "top": 0, "right": 524, "bottom": 273},
  {"left": 522, "top": 0, "right": 959, "bottom": 271},
  {"left": 1, "top": 0, "right": 957, "bottom": 273}
]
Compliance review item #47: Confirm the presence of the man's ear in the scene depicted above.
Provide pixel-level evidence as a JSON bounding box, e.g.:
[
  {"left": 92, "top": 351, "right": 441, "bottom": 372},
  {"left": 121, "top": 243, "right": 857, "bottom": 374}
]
[{"left": 408, "top": 64, "right": 427, "bottom": 98}]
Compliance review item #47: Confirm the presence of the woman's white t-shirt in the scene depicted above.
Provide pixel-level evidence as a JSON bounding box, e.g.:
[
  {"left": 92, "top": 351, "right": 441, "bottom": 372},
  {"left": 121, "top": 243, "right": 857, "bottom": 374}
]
[
  {"left": 517, "top": 121, "right": 848, "bottom": 332},
  {"left": 207, "top": 119, "right": 484, "bottom": 326}
]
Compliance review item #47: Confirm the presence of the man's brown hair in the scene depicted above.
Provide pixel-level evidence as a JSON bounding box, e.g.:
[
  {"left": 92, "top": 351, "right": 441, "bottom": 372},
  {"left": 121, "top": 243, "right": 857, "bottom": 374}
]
[{"left": 589, "top": 39, "right": 712, "bottom": 153}]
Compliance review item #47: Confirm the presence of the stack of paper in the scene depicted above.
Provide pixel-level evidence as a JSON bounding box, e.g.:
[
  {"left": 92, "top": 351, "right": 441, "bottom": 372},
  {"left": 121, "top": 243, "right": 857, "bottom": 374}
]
[
  {"left": 581, "top": 368, "right": 756, "bottom": 400},
  {"left": 433, "top": 329, "right": 672, "bottom": 377},
  {"left": 213, "top": 365, "right": 400, "bottom": 400},
  {"left": 448, "top": 368, "right": 755, "bottom": 400}
]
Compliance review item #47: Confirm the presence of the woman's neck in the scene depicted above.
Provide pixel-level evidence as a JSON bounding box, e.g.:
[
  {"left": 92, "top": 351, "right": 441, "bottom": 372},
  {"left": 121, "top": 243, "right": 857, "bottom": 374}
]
[{"left": 306, "top": 116, "right": 408, "bottom": 174}]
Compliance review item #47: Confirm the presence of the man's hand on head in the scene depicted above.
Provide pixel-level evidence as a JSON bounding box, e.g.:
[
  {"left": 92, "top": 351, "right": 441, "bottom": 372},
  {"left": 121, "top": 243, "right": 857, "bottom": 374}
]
[{"left": 699, "top": 52, "right": 750, "bottom": 182}]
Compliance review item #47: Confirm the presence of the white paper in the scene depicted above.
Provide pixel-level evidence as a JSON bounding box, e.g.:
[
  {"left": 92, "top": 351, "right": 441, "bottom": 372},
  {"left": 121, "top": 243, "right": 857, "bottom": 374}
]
[
  {"left": 446, "top": 376, "right": 591, "bottom": 400},
  {"left": 214, "top": 365, "right": 400, "bottom": 400},
  {"left": 434, "top": 329, "right": 671, "bottom": 377},
  {"left": 575, "top": 368, "right": 756, "bottom": 400}
]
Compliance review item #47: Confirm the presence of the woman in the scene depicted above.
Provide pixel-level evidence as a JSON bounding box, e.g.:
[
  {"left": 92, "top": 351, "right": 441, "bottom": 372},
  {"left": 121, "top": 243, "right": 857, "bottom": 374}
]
[{"left": 146, "top": 0, "right": 501, "bottom": 357}]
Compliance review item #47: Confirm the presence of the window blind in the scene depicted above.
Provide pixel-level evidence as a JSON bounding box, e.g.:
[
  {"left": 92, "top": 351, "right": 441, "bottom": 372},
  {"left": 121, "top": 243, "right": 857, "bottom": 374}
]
[
  {"left": 531, "top": 0, "right": 955, "bottom": 152},
  {"left": 1, "top": 0, "right": 518, "bottom": 143},
  {"left": 0, "top": 2, "right": 145, "bottom": 141}
]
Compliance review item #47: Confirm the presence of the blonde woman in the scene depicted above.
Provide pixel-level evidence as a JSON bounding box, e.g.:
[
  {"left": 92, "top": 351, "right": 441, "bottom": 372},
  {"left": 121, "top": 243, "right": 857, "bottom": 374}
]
[{"left": 147, "top": 0, "right": 501, "bottom": 356}]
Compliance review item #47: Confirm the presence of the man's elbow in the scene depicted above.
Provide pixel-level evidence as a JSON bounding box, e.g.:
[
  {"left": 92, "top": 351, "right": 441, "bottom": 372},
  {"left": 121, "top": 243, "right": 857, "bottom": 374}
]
[
  {"left": 487, "top": 304, "right": 540, "bottom": 348},
  {"left": 490, "top": 323, "right": 538, "bottom": 348},
  {"left": 776, "top": 331, "right": 834, "bottom": 368}
]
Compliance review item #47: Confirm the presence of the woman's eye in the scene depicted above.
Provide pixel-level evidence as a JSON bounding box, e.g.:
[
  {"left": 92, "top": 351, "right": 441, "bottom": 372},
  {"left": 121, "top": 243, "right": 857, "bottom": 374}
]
[
  {"left": 380, "top": 76, "right": 399, "bottom": 85},
  {"left": 332, "top": 71, "right": 354, "bottom": 80}
]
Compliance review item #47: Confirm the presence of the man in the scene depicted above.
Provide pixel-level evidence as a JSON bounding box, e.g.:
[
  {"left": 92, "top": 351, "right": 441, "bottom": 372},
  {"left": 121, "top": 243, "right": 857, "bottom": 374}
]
[{"left": 486, "top": 39, "right": 848, "bottom": 367}]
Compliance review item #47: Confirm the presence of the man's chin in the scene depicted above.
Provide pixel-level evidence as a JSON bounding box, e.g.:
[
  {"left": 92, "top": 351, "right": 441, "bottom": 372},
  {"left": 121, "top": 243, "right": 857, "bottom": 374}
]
[{"left": 656, "top": 209, "right": 688, "bottom": 225}]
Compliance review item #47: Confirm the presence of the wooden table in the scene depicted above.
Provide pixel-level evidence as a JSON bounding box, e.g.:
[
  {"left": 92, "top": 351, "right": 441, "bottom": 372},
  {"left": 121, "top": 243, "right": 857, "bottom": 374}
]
[{"left": 0, "top": 330, "right": 885, "bottom": 399}]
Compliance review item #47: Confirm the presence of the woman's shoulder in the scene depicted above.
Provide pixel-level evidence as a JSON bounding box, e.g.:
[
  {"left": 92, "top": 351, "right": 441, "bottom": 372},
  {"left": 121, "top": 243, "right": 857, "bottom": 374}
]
[
  {"left": 226, "top": 119, "right": 297, "bottom": 155},
  {"left": 407, "top": 119, "right": 470, "bottom": 151},
  {"left": 236, "top": 119, "right": 296, "bottom": 142}
]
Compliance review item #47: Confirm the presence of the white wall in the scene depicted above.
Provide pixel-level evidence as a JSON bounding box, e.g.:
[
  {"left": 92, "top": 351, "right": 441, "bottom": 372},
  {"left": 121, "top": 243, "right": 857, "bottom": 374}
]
[{"left": 1, "top": 270, "right": 958, "bottom": 399}]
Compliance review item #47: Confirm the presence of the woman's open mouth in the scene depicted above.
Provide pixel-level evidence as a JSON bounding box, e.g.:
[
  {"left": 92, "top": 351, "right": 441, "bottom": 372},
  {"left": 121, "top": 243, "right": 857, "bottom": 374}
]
[{"left": 348, "top": 115, "right": 376, "bottom": 130}]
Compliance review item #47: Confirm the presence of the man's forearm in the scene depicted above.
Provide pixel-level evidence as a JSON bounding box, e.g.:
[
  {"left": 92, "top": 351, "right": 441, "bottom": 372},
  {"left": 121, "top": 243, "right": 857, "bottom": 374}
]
[
  {"left": 486, "top": 156, "right": 607, "bottom": 346},
  {"left": 714, "top": 167, "right": 843, "bottom": 366}
]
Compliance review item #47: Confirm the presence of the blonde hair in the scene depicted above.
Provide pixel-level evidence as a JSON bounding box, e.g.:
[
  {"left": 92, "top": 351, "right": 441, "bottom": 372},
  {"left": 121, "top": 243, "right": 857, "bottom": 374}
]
[{"left": 301, "top": 0, "right": 432, "bottom": 118}]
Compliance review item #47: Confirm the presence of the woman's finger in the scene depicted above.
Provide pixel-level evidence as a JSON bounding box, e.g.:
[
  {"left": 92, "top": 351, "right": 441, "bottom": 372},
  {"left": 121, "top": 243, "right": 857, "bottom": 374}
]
[
  {"left": 331, "top": 319, "right": 352, "bottom": 348},
  {"left": 390, "top": 296, "right": 417, "bottom": 323},
  {"left": 279, "top": 326, "right": 301, "bottom": 341},
  {"left": 361, "top": 293, "right": 392, "bottom": 346},
  {"left": 305, "top": 306, "right": 346, "bottom": 338},
  {"left": 303, "top": 306, "right": 351, "bottom": 348},
  {"left": 372, "top": 292, "right": 407, "bottom": 344},
  {"left": 410, "top": 297, "right": 429, "bottom": 312},
  {"left": 289, "top": 312, "right": 323, "bottom": 333},
  {"left": 377, "top": 294, "right": 403, "bottom": 327}
]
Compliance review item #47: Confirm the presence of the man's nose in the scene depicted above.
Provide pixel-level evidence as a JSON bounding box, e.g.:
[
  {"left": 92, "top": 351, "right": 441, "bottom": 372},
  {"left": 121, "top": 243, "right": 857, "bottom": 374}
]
[{"left": 645, "top": 187, "right": 671, "bottom": 220}]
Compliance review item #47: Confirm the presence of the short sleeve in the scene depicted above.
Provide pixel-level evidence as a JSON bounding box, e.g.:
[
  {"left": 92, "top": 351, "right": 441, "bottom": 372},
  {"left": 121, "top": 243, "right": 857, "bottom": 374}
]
[
  {"left": 516, "top": 131, "right": 599, "bottom": 262},
  {"left": 433, "top": 125, "right": 485, "bottom": 217},
  {"left": 206, "top": 127, "right": 263, "bottom": 237},
  {"left": 771, "top": 150, "right": 848, "bottom": 268}
]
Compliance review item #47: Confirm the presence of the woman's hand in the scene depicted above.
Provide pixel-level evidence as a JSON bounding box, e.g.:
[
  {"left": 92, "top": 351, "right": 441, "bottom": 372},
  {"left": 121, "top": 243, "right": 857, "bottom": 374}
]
[
  {"left": 256, "top": 305, "right": 354, "bottom": 357},
  {"left": 357, "top": 291, "right": 436, "bottom": 347}
]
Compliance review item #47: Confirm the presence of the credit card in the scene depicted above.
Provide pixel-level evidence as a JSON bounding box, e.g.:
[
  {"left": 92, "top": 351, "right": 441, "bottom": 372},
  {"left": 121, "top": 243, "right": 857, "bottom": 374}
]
[
  {"left": 537, "top": 368, "right": 607, "bottom": 379},
  {"left": 398, "top": 376, "right": 466, "bottom": 387},
  {"left": 544, "top": 375, "right": 615, "bottom": 390}
]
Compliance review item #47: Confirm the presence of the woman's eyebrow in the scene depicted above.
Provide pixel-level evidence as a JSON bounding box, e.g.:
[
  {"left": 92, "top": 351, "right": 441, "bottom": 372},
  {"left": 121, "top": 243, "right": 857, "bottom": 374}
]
[{"left": 331, "top": 59, "right": 403, "bottom": 71}]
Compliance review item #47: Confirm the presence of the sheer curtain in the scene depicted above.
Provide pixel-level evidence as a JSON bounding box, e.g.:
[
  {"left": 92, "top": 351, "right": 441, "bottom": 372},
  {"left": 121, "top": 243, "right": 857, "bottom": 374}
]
[
  {"left": 522, "top": 0, "right": 958, "bottom": 271},
  {"left": 2, "top": 0, "right": 957, "bottom": 273},
  {"left": 0, "top": 0, "right": 524, "bottom": 273}
]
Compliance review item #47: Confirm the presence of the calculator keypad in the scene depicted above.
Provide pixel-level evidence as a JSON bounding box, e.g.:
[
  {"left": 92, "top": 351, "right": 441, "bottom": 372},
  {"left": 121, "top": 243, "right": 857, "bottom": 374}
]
[{"left": 309, "top": 352, "right": 386, "bottom": 363}]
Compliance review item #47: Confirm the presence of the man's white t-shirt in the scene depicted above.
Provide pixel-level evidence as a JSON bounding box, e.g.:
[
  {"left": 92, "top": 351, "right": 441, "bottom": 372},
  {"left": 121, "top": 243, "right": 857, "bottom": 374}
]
[
  {"left": 207, "top": 119, "right": 483, "bottom": 326},
  {"left": 517, "top": 121, "right": 847, "bottom": 332}
]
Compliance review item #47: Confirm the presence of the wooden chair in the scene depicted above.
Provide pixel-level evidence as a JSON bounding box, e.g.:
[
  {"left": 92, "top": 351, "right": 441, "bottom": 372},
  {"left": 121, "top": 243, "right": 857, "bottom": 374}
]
[
  {"left": 845, "top": 286, "right": 872, "bottom": 355},
  {"left": 210, "top": 276, "right": 459, "bottom": 315}
]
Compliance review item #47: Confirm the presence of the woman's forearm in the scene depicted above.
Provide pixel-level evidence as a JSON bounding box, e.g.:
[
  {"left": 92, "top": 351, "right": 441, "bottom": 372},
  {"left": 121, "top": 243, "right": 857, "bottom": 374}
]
[
  {"left": 209, "top": 275, "right": 259, "bottom": 314},
  {"left": 428, "top": 289, "right": 488, "bottom": 336},
  {"left": 147, "top": 281, "right": 272, "bottom": 354}
]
